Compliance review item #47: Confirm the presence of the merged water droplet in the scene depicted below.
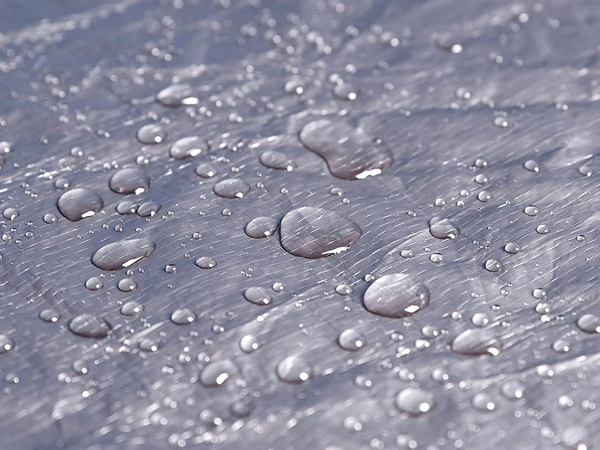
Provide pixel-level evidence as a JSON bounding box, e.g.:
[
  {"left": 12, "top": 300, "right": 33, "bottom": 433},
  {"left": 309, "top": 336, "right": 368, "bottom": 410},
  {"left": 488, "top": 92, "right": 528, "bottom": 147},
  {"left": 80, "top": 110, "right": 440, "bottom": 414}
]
[
  {"left": 259, "top": 151, "right": 295, "bottom": 171},
  {"left": 156, "top": 84, "right": 199, "bottom": 107},
  {"left": 213, "top": 179, "right": 251, "bottom": 199},
  {"left": 395, "top": 387, "right": 435, "bottom": 416},
  {"left": 109, "top": 168, "right": 150, "bottom": 195},
  {"left": 244, "top": 216, "right": 279, "bottom": 238},
  {"left": 199, "top": 360, "right": 238, "bottom": 387},
  {"left": 68, "top": 314, "right": 112, "bottom": 338},
  {"left": 169, "top": 137, "right": 208, "bottom": 160},
  {"left": 363, "top": 273, "right": 430, "bottom": 318},
  {"left": 243, "top": 287, "right": 272, "bottom": 306},
  {"left": 451, "top": 329, "right": 502, "bottom": 356},
  {"left": 57, "top": 188, "right": 104, "bottom": 221},
  {"left": 280, "top": 207, "right": 362, "bottom": 259},
  {"left": 429, "top": 217, "right": 460, "bottom": 240},
  {"left": 92, "top": 238, "right": 156, "bottom": 271},
  {"left": 276, "top": 355, "right": 312, "bottom": 384},
  {"left": 136, "top": 124, "right": 167, "bottom": 145},
  {"left": 299, "top": 118, "right": 393, "bottom": 180}
]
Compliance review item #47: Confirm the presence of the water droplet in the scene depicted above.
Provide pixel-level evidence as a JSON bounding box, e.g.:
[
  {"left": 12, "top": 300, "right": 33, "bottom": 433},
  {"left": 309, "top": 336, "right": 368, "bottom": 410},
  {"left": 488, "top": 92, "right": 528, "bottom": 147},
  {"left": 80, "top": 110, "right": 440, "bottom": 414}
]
[
  {"left": 199, "top": 360, "right": 238, "bottom": 387},
  {"left": 54, "top": 178, "right": 70, "bottom": 190},
  {"left": 536, "top": 224, "right": 550, "bottom": 234},
  {"left": 472, "top": 313, "right": 489, "bottom": 327},
  {"left": 400, "top": 249, "right": 414, "bottom": 258},
  {"left": 335, "top": 284, "right": 353, "bottom": 295},
  {"left": 213, "top": 179, "right": 250, "bottom": 199},
  {"left": 577, "top": 314, "right": 600, "bottom": 333},
  {"left": 259, "top": 151, "right": 295, "bottom": 171},
  {"left": 504, "top": 242, "right": 521, "bottom": 254},
  {"left": 299, "top": 118, "right": 393, "bottom": 180},
  {"left": 523, "top": 160, "right": 540, "bottom": 172},
  {"left": 2, "top": 207, "right": 19, "bottom": 220},
  {"left": 195, "top": 163, "right": 218, "bottom": 178},
  {"left": 363, "top": 273, "right": 430, "bottom": 318},
  {"left": 244, "top": 217, "right": 279, "bottom": 238},
  {"left": 395, "top": 387, "right": 435, "bottom": 416},
  {"left": 276, "top": 355, "right": 312, "bottom": 383},
  {"left": 39, "top": 308, "right": 61, "bottom": 323},
  {"left": 475, "top": 174, "right": 488, "bottom": 185},
  {"left": 195, "top": 256, "right": 217, "bottom": 269},
  {"left": 484, "top": 259, "right": 502, "bottom": 272},
  {"left": 338, "top": 329, "right": 366, "bottom": 351},
  {"left": 117, "top": 278, "right": 138, "bottom": 292},
  {"left": 472, "top": 393, "right": 496, "bottom": 412},
  {"left": 68, "top": 314, "right": 112, "bottom": 338},
  {"left": 92, "top": 238, "right": 156, "bottom": 270},
  {"left": 243, "top": 287, "right": 272, "bottom": 306},
  {"left": 493, "top": 116, "right": 509, "bottom": 128},
  {"left": 109, "top": 168, "right": 150, "bottom": 195},
  {"left": 57, "top": 188, "right": 104, "bottom": 221},
  {"left": 85, "top": 277, "right": 104, "bottom": 291},
  {"left": 551, "top": 339, "right": 570, "bottom": 354},
  {"left": 524, "top": 205, "right": 539, "bottom": 216},
  {"left": 477, "top": 190, "right": 493, "bottom": 202},
  {"left": 280, "top": 207, "right": 362, "bottom": 259},
  {"left": 169, "top": 137, "right": 208, "bottom": 160},
  {"left": 116, "top": 201, "right": 138, "bottom": 215},
  {"left": 170, "top": 308, "right": 195, "bottom": 325},
  {"left": 428, "top": 217, "right": 460, "bottom": 239},
  {"left": 239, "top": 334, "right": 260, "bottom": 353},
  {"left": 0, "top": 335, "right": 14, "bottom": 354},
  {"left": 501, "top": 381, "right": 524, "bottom": 400},
  {"left": 532, "top": 288, "right": 546, "bottom": 299},
  {"left": 136, "top": 124, "right": 167, "bottom": 145},
  {"left": 137, "top": 201, "right": 161, "bottom": 217},
  {"left": 578, "top": 165, "right": 593, "bottom": 177},
  {"left": 429, "top": 252, "right": 444, "bottom": 264},
  {"left": 43, "top": 213, "right": 58, "bottom": 224},
  {"left": 156, "top": 84, "right": 199, "bottom": 107},
  {"left": 452, "top": 329, "right": 502, "bottom": 356},
  {"left": 332, "top": 82, "right": 359, "bottom": 101},
  {"left": 121, "top": 301, "right": 144, "bottom": 316}
]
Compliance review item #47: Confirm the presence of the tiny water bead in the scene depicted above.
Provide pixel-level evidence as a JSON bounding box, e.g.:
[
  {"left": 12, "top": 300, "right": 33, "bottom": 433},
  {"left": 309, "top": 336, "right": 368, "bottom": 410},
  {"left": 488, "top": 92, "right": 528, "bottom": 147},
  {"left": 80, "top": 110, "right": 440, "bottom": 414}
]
[
  {"left": 169, "top": 136, "right": 208, "bottom": 160},
  {"left": 363, "top": 273, "right": 430, "bottom": 318},
  {"left": 92, "top": 238, "right": 156, "bottom": 271},
  {"left": 244, "top": 217, "right": 279, "bottom": 238},
  {"left": 576, "top": 314, "right": 600, "bottom": 333},
  {"left": 195, "top": 256, "right": 217, "bottom": 269},
  {"left": 395, "top": 388, "right": 435, "bottom": 416},
  {"left": 117, "top": 278, "right": 138, "bottom": 292},
  {"left": 428, "top": 217, "right": 460, "bottom": 240},
  {"left": 199, "top": 360, "right": 238, "bottom": 387},
  {"left": 243, "top": 287, "right": 272, "bottom": 306},
  {"left": 452, "top": 329, "right": 502, "bottom": 356},
  {"left": 259, "top": 151, "right": 295, "bottom": 171},
  {"left": 337, "top": 329, "right": 366, "bottom": 351},
  {"left": 280, "top": 207, "right": 362, "bottom": 259},
  {"left": 0, "top": 335, "right": 15, "bottom": 354},
  {"left": 57, "top": 188, "right": 104, "bottom": 221},
  {"left": 156, "top": 84, "right": 199, "bottom": 107},
  {"left": 136, "top": 123, "right": 167, "bottom": 145},
  {"left": 170, "top": 308, "right": 196, "bottom": 325},
  {"left": 109, "top": 168, "right": 151, "bottom": 195},
  {"left": 85, "top": 277, "right": 104, "bottom": 291},
  {"left": 276, "top": 355, "right": 312, "bottom": 384},
  {"left": 68, "top": 314, "right": 112, "bottom": 338},
  {"left": 523, "top": 160, "right": 540, "bottom": 173},
  {"left": 195, "top": 163, "right": 218, "bottom": 178},
  {"left": 299, "top": 118, "right": 393, "bottom": 180},
  {"left": 213, "top": 179, "right": 251, "bottom": 199}
]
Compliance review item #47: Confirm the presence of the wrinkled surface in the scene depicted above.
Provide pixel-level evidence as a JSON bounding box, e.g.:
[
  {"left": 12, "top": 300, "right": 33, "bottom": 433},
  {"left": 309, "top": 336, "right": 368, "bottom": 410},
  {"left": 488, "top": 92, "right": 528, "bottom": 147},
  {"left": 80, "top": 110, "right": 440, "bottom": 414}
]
[{"left": 0, "top": 0, "right": 600, "bottom": 449}]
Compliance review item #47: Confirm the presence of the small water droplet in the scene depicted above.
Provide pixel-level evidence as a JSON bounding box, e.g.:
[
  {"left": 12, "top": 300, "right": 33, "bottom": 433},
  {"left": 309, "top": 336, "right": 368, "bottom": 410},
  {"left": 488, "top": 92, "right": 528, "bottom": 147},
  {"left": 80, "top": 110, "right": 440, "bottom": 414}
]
[
  {"left": 121, "top": 301, "right": 144, "bottom": 316},
  {"left": 195, "top": 256, "right": 217, "bottom": 269},
  {"left": 39, "top": 308, "right": 61, "bottom": 323},
  {"left": 500, "top": 380, "right": 524, "bottom": 400},
  {"left": 170, "top": 308, "right": 195, "bottom": 325},
  {"left": 245, "top": 217, "right": 279, "bottom": 238},
  {"left": 276, "top": 355, "right": 312, "bottom": 383},
  {"left": 239, "top": 334, "right": 260, "bottom": 353},
  {"left": 213, "top": 179, "right": 250, "bottom": 199},
  {"left": 578, "top": 165, "right": 593, "bottom": 177},
  {"left": 137, "top": 201, "right": 161, "bottom": 217},
  {"left": 117, "top": 278, "right": 138, "bottom": 292},
  {"left": 259, "top": 151, "right": 295, "bottom": 171},
  {"left": 169, "top": 136, "right": 208, "bottom": 160},
  {"left": 109, "top": 168, "right": 150, "bottom": 195},
  {"left": 85, "top": 277, "right": 104, "bottom": 291},
  {"left": 338, "top": 329, "right": 366, "bottom": 351},
  {"left": 523, "top": 160, "right": 540, "bottom": 173},
  {"left": 536, "top": 224, "right": 549, "bottom": 234},
  {"left": 363, "top": 273, "right": 430, "bottom": 318},
  {"left": 504, "top": 242, "right": 521, "bottom": 254},
  {"left": 195, "top": 163, "right": 218, "bottom": 178},
  {"left": 577, "top": 314, "right": 600, "bottom": 333},
  {"left": 484, "top": 259, "right": 502, "bottom": 272},
  {"left": 332, "top": 82, "right": 359, "bottom": 101},
  {"left": 68, "top": 314, "right": 112, "bottom": 338},
  {"left": 0, "top": 335, "right": 15, "bottom": 354},
  {"left": 472, "top": 393, "right": 496, "bottom": 412},
  {"left": 43, "top": 213, "right": 58, "bottom": 224},
  {"left": 429, "top": 217, "right": 460, "bottom": 239},
  {"left": 395, "top": 387, "right": 435, "bottom": 416},
  {"left": 243, "top": 287, "right": 272, "bottom": 306},
  {"left": 2, "top": 207, "right": 19, "bottom": 220},
  {"left": 156, "top": 84, "right": 199, "bottom": 107},
  {"left": 451, "top": 329, "right": 502, "bottom": 356},
  {"left": 200, "top": 360, "right": 238, "bottom": 387},
  {"left": 136, "top": 124, "right": 167, "bottom": 145},
  {"left": 524, "top": 205, "right": 539, "bottom": 216}
]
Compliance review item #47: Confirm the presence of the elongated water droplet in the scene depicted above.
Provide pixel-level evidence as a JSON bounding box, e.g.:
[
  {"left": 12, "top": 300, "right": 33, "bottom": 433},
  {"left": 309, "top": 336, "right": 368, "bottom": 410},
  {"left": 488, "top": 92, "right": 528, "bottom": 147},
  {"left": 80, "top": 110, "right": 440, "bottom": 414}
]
[
  {"left": 451, "top": 329, "right": 502, "bottom": 356},
  {"left": 200, "top": 360, "right": 238, "bottom": 387},
  {"left": 504, "top": 242, "right": 521, "bottom": 254},
  {"left": 57, "top": 188, "right": 104, "bottom": 221},
  {"left": 68, "top": 314, "right": 112, "bottom": 338},
  {"left": 332, "top": 82, "right": 359, "bottom": 101},
  {"left": 195, "top": 256, "right": 217, "bottom": 269},
  {"left": 259, "top": 151, "right": 295, "bottom": 171},
  {"left": 280, "top": 207, "right": 361, "bottom": 259},
  {"left": 213, "top": 179, "right": 250, "bottom": 199},
  {"left": 156, "top": 84, "right": 199, "bottom": 107},
  {"left": 92, "top": 238, "right": 156, "bottom": 271},
  {"left": 429, "top": 216, "right": 460, "bottom": 240},
  {"left": 395, "top": 387, "right": 435, "bottom": 416},
  {"left": 577, "top": 314, "right": 600, "bottom": 333},
  {"left": 363, "top": 274, "right": 430, "bottom": 318},
  {"left": 169, "top": 137, "right": 208, "bottom": 160},
  {"left": 299, "top": 119, "right": 393, "bottom": 180},
  {"left": 338, "top": 329, "right": 366, "bottom": 351},
  {"left": 109, "top": 168, "right": 150, "bottom": 195},
  {"left": 137, "top": 201, "right": 161, "bottom": 217},
  {"left": 245, "top": 216, "right": 279, "bottom": 238}
]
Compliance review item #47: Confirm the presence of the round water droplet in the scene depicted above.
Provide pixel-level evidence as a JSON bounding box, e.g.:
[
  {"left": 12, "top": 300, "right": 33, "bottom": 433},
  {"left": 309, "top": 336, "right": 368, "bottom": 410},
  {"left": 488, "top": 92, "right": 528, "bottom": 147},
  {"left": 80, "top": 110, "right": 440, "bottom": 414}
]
[
  {"left": 280, "top": 207, "right": 362, "bottom": 259},
  {"left": 2, "top": 207, "right": 19, "bottom": 220},
  {"left": 239, "top": 334, "right": 260, "bottom": 353},
  {"left": 137, "top": 201, "right": 161, "bottom": 217},
  {"left": 39, "top": 308, "right": 61, "bottom": 323},
  {"left": 156, "top": 84, "right": 199, "bottom": 107},
  {"left": 116, "top": 201, "right": 138, "bottom": 215},
  {"left": 551, "top": 339, "right": 570, "bottom": 354},
  {"left": 578, "top": 165, "right": 593, "bottom": 177},
  {"left": 493, "top": 116, "right": 509, "bottom": 128},
  {"left": 335, "top": 284, "right": 353, "bottom": 295},
  {"left": 195, "top": 163, "right": 218, "bottom": 178},
  {"left": 299, "top": 118, "right": 393, "bottom": 180},
  {"left": 474, "top": 158, "right": 488, "bottom": 168},
  {"left": 259, "top": 151, "right": 295, "bottom": 171},
  {"left": 472, "top": 313, "right": 489, "bottom": 327},
  {"left": 504, "top": 242, "right": 521, "bottom": 254},
  {"left": 136, "top": 124, "right": 167, "bottom": 145},
  {"left": 109, "top": 168, "right": 150, "bottom": 195},
  {"left": 54, "top": 178, "right": 70, "bottom": 190},
  {"left": 395, "top": 387, "right": 435, "bottom": 416},
  {"left": 484, "top": 259, "right": 502, "bottom": 272},
  {"left": 429, "top": 252, "right": 444, "bottom": 264},
  {"left": 451, "top": 329, "right": 502, "bottom": 356},
  {"left": 121, "top": 301, "right": 143, "bottom": 316},
  {"left": 536, "top": 224, "right": 549, "bottom": 234},
  {"left": 195, "top": 257, "right": 217, "bottom": 269},
  {"left": 92, "top": 238, "right": 156, "bottom": 271},
  {"left": 532, "top": 288, "right": 546, "bottom": 299},
  {"left": 332, "top": 82, "right": 359, "bottom": 101},
  {"left": 117, "top": 278, "right": 137, "bottom": 292},
  {"left": 68, "top": 314, "right": 112, "bottom": 338},
  {"left": 276, "top": 355, "right": 312, "bottom": 384},
  {"left": 577, "top": 314, "right": 600, "bottom": 333},
  {"left": 213, "top": 179, "right": 250, "bottom": 199},
  {"left": 501, "top": 380, "right": 524, "bottom": 400},
  {"left": 57, "top": 188, "right": 104, "bottom": 221},
  {"left": 85, "top": 277, "right": 103, "bottom": 291},
  {"left": 43, "top": 213, "right": 58, "bottom": 224},
  {"left": 199, "top": 360, "right": 238, "bottom": 387},
  {"left": 243, "top": 287, "right": 272, "bottom": 306},
  {"left": 245, "top": 216, "right": 279, "bottom": 238},
  {"left": 523, "top": 160, "right": 540, "bottom": 172},
  {"left": 169, "top": 137, "right": 208, "bottom": 160},
  {"left": 428, "top": 217, "right": 460, "bottom": 240},
  {"left": 0, "top": 335, "right": 14, "bottom": 354},
  {"left": 338, "top": 329, "right": 366, "bottom": 351},
  {"left": 363, "top": 273, "right": 430, "bottom": 318},
  {"left": 472, "top": 393, "right": 496, "bottom": 412},
  {"left": 477, "top": 191, "right": 492, "bottom": 202},
  {"left": 474, "top": 174, "right": 488, "bottom": 185},
  {"left": 170, "top": 308, "right": 195, "bottom": 325},
  {"left": 524, "top": 205, "right": 539, "bottom": 216}
]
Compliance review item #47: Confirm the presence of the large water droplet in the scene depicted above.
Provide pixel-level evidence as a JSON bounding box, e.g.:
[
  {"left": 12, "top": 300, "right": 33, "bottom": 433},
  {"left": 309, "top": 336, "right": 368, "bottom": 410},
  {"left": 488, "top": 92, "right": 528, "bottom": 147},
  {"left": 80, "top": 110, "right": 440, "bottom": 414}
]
[
  {"left": 363, "top": 274, "right": 430, "bottom": 318},
  {"left": 299, "top": 119, "right": 393, "bottom": 180},
  {"left": 156, "top": 84, "right": 199, "bottom": 107},
  {"left": 577, "top": 314, "right": 600, "bottom": 333},
  {"left": 92, "top": 238, "right": 156, "bottom": 270},
  {"left": 245, "top": 217, "right": 279, "bottom": 238},
  {"left": 199, "top": 360, "right": 238, "bottom": 387},
  {"left": 169, "top": 137, "right": 208, "bottom": 160},
  {"left": 280, "top": 207, "right": 361, "bottom": 259},
  {"left": 395, "top": 387, "right": 435, "bottom": 416},
  {"left": 68, "top": 314, "right": 112, "bottom": 338},
  {"left": 109, "top": 168, "right": 150, "bottom": 195},
  {"left": 429, "top": 217, "right": 460, "bottom": 240},
  {"left": 276, "top": 355, "right": 312, "bottom": 383},
  {"left": 213, "top": 179, "right": 251, "bottom": 199},
  {"left": 451, "top": 329, "right": 502, "bottom": 356},
  {"left": 57, "top": 188, "right": 104, "bottom": 221}
]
